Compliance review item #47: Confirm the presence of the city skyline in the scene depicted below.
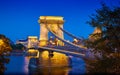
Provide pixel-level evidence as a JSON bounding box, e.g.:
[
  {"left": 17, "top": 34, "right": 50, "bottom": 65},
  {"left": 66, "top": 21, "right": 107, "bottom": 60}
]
[{"left": 0, "top": 0, "right": 119, "bottom": 42}]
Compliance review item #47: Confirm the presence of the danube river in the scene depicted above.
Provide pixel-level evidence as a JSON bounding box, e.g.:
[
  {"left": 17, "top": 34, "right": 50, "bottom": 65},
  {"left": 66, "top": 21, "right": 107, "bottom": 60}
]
[{"left": 5, "top": 51, "right": 86, "bottom": 75}]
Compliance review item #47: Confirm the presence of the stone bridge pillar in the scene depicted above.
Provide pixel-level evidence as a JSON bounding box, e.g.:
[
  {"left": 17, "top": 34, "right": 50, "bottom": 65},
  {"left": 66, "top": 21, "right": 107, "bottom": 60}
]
[{"left": 38, "top": 16, "right": 64, "bottom": 46}]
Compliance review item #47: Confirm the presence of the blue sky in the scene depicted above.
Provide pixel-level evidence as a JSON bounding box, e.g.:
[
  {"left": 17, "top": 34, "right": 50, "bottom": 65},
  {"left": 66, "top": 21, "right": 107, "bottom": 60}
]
[{"left": 0, "top": 0, "right": 119, "bottom": 42}]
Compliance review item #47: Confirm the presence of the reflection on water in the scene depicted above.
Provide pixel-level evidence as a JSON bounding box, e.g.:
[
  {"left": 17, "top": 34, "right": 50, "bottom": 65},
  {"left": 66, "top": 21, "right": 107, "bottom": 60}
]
[
  {"left": 29, "top": 50, "right": 71, "bottom": 75},
  {"left": 68, "top": 56, "right": 86, "bottom": 74},
  {"left": 5, "top": 56, "right": 29, "bottom": 75},
  {"left": 39, "top": 51, "right": 70, "bottom": 67},
  {"left": 5, "top": 50, "right": 86, "bottom": 75},
  {"left": 31, "top": 67, "right": 70, "bottom": 75}
]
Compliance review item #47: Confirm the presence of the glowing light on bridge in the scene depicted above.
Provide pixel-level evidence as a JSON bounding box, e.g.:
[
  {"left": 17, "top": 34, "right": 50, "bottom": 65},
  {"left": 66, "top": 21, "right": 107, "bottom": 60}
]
[
  {"left": 28, "top": 36, "right": 38, "bottom": 48},
  {"left": 38, "top": 16, "right": 64, "bottom": 46}
]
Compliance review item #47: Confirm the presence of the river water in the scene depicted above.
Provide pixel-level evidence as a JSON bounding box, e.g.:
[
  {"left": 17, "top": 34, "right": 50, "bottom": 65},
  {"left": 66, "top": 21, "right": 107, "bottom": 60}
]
[{"left": 5, "top": 51, "right": 86, "bottom": 75}]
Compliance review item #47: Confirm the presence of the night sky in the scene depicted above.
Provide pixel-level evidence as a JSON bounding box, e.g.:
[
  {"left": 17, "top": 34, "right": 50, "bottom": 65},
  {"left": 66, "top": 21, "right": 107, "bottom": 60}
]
[{"left": 0, "top": 0, "right": 119, "bottom": 42}]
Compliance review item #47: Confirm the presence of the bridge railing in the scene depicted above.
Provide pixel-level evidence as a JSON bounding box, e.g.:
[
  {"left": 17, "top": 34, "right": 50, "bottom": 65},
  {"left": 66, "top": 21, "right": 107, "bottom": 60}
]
[{"left": 50, "top": 46, "right": 86, "bottom": 53}]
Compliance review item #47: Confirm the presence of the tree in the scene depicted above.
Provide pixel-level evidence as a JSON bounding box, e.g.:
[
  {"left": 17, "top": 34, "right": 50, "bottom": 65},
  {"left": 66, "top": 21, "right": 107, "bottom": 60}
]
[
  {"left": 0, "top": 34, "right": 12, "bottom": 74},
  {"left": 11, "top": 43, "right": 26, "bottom": 51},
  {"left": 86, "top": 3, "right": 120, "bottom": 74},
  {"left": 15, "top": 43, "right": 26, "bottom": 50}
]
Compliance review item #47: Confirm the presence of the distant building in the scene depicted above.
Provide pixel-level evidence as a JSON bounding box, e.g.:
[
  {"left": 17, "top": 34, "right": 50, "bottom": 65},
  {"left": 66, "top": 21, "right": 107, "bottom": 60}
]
[
  {"left": 27, "top": 36, "right": 38, "bottom": 48},
  {"left": 16, "top": 39, "right": 28, "bottom": 48},
  {"left": 89, "top": 27, "right": 102, "bottom": 41}
]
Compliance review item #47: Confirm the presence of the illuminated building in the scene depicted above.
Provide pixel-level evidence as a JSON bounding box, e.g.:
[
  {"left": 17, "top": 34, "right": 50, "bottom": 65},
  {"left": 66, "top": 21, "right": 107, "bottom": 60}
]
[{"left": 89, "top": 27, "right": 102, "bottom": 41}]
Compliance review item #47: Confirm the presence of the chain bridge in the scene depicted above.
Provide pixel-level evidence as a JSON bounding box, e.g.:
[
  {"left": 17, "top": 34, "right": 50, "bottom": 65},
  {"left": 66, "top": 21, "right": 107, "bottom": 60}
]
[{"left": 28, "top": 16, "right": 94, "bottom": 59}]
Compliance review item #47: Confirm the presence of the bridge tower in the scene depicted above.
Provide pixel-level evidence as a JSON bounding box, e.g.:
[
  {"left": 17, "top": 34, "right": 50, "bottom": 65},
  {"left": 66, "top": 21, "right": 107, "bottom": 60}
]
[
  {"left": 27, "top": 36, "right": 38, "bottom": 48},
  {"left": 38, "top": 16, "right": 64, "bottom": 46}
]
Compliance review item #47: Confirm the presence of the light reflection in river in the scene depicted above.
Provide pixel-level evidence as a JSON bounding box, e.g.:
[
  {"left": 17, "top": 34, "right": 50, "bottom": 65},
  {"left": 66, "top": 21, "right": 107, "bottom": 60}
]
[
  {"left": 39, "top": 51, "right": 70, "bottom": 67},
  {"left": 5, "top": 50, "right": 86, "bottom": 75},
  {"left": 5, "top": 56, "right": 29, "bottom": 75},
  {"left": 29, "top": 50, "right": 71, "bottom": 75}
]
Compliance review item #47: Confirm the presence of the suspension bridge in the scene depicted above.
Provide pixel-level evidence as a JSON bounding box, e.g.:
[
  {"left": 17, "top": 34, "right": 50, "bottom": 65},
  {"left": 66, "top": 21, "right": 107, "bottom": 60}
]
[{"left": 28, "top": 16, "right": 94, "bottom": 59}]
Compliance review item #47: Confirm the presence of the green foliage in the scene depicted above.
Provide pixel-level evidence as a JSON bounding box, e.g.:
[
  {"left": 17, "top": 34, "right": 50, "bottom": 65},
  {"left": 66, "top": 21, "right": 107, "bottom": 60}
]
[
  {"left": 0, "top": 34, "right": 12, "bottom": 73},
  {"left": 10, "top": 44, "right": 16, "bottom": 50},
  {"left": 16, "top": 43, "right": 26, "bottom": 50},
  {"left": 11, "top": 43, "right": 26, "bottom": 50},
  {"left": 86, "top": 3, "right": 120, "bottom": 74}
]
